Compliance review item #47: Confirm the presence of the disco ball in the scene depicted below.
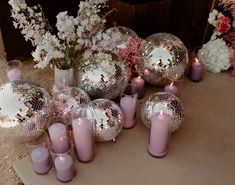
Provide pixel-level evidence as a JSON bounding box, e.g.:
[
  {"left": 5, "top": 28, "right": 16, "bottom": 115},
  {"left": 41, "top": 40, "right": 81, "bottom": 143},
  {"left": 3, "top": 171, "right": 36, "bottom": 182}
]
[
  {"left": 136, "top": 33, "right": 189, "bottom": 86},
  {"left": 106, "top": 26, "right": 139, "bottom": 51},
  {"left": 77, "top": 51, "right": 131, "bottom": 99},
  {"left": 141, "top": 92, "right": 184, "bottom": 133},
  {"left": 91, "top": 99, "right": 124, "bottom": 142},
  {"left": 51, "top": 87, "right": 91, "bottom": 118},
  {"left": 0, "top": 80, "right": 50, "bottom": 142}
]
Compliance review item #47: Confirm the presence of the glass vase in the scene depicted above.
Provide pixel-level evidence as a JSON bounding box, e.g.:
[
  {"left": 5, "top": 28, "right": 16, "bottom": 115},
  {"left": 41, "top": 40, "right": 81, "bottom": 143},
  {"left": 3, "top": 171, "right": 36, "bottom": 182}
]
[{"left": 54, "top": 66, "right": 74, "bottom": 86}]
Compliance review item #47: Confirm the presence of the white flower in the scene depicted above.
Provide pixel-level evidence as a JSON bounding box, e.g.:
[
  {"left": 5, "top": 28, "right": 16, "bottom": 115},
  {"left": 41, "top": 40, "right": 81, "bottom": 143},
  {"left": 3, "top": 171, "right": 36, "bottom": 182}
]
[
  {"left": 198, "top": 38, "right": 231, "bottom": 73},
  {"left": 208, "top": 9, "right": 219, "bottom": 27}
]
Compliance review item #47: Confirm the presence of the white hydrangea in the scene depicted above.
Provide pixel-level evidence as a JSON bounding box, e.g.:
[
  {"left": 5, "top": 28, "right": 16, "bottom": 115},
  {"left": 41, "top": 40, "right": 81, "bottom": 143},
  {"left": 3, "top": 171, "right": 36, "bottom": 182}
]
[{"left": 198, "top": 38, "right": 231, "bottom": 73}]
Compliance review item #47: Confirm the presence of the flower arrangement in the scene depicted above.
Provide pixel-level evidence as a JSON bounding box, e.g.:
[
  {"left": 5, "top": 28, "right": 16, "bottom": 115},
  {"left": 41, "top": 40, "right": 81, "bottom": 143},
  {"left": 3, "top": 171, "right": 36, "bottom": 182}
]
[
  {"left": 8, "top": 0, "right": 110, "bottom": 69},
  {"left": 200, "top": 0, "right": 235, "bottom": 74},
  {"left": 208, "top": 2, "right": 235, "bottom": 39}
]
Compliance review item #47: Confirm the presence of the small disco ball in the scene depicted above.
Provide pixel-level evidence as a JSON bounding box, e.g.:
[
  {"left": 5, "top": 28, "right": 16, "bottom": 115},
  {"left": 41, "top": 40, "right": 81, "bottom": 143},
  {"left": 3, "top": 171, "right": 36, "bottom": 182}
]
[
  {"left": 77, "top": 51, "right": 131, "bottom": 99},
  {"left": 91, "top": 99, "right": 124, "bottom": 142},
  {"left": 52, "top": 87, "right": 91, "bottom": 116},
  {"left": 141, "top": 92, "right": 184, "bottom": 133},
  {"left": 0, "top": 80, "right": 50, "bottom": 142},
  {"left": 136, "top": 33, "right": 189, "bottom": 86}
]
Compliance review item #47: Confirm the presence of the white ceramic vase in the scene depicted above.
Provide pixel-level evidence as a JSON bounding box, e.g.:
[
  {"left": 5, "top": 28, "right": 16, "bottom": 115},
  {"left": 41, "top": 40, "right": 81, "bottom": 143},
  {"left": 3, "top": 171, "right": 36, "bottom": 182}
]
[{"left": 54, "top": 67, "right": 74, "bottom": 86}]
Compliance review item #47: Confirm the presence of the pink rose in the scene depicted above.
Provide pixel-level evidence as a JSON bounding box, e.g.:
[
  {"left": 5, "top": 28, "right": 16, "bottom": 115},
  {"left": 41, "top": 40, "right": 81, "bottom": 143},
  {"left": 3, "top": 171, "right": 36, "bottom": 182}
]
[{"left": 216, "top": 16, "right": 231, "bottom": 33}]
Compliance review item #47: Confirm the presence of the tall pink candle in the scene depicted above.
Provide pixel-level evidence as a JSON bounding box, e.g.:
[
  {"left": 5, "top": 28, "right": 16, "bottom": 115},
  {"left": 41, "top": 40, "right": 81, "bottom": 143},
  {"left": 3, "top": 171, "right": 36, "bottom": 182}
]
[
  {"left": 148, "top": 112, "right": 171, "bottom": 157},
  {"left": 164, "top": 82, "right": 178, "bottom": 96},
  {"left": 7, "top": 68, "right": 22, "bottom": 81},
  {"left": 131, "top": 76, "right": 145, "bottom": 98},
  {"left": 48, "top": 123, "right": 69, "bottom": 154},
  {"left": 120, "top": 95, "right": 137, "bottom": 128},
  {"left": 31, "top": 147, "right": 53, "bottom": 174},
  {"left": 54, "top": 154, "right": 76, "bottom": 182},
  {"left": 190, "top": 58, "right": 204, "bottom": 82},
  {"left": 72, "top": 117, "right": 94, "bottom": 162}
]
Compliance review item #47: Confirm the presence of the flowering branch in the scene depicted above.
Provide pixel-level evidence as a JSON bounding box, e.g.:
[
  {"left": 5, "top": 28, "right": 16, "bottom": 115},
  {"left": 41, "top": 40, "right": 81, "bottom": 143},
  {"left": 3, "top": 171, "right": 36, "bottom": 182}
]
[
  {"left": 118, "top": 37, "right": 145, "bottom": 71},
  {"left": 9, "top": 0, "right": 109, "bottom": 70}
]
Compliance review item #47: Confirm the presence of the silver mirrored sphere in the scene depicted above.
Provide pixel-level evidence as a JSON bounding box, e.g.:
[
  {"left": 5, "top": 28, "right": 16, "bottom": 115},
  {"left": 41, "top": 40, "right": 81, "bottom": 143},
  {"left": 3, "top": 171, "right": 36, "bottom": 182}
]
[
  {"left": 0, "top": 80, "right": 50, "bottom": 142},
  {"left": 141, "top": 92, "right": 184, "bottom": 133},
  {"left": 137, "top": 33, "right": 189, "bottom": 86},
  {"left": 91, "top": 99, "right": 124, "bottom": 142},
  {"left": 77, "top": 51, "right": 131, "bottom": 99}
]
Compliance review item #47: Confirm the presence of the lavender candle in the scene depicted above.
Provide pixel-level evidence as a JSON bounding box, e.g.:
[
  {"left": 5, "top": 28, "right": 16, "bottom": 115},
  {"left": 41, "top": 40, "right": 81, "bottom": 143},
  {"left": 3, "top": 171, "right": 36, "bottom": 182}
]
[
  {"left": 120, "top": 95, "right": 137, "bottom": 128},
  {"left": 7, "top": 68, "right": 22, "bottom": 81},
  {"left": 190, "top": 58, "right": 204, "bottom": 82},
  {"left": 131, "top": 76, "right": 145, "bottom": 98},
  {"left": 148, "top": 112, "right": 171, "bottom": 157},
  {"left": 54, "top": 154, "right": 76, "bottom": 182},
  {"left": 72, "top": 117, "right": 94, "bottom": 162},
  {"left": 48, "top": 123, "right": 69, "bottom": 154},
  {"left": 7, "top": 60, "right": 22, "bottom": 81},
  {"left": 31, "top": 147, "right": 53, "bottom": 174},
  {"left": 164, "top": 82, "right": 178, "bottom": 96}
]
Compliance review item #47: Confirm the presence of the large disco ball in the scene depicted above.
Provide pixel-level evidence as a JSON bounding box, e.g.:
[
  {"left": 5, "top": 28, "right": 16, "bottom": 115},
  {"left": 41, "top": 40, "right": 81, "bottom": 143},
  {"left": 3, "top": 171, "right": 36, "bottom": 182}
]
[
  {"left": 141, "top": 92, "right": 184, "bottom": 133},
  {"left": 91, "top": 99, "right": 124, "bottom": 142},
  {"left": 0, "top": 80, "right": 50, "bottom": 142},
  {"left": 77, "top": 51, "right": 131, "bottom": 99},
  {"left": 137, "top": 33, "right": 189, "bottom": 86},
  {"left": 105, "top": 26, "right": 139, "bottom": 51}
]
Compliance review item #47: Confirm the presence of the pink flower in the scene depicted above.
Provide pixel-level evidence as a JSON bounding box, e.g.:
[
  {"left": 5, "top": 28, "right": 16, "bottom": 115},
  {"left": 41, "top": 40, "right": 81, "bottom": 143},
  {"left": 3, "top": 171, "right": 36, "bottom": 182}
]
[{"left": 216, "top": 16, "right": 231, "bottom": 33}]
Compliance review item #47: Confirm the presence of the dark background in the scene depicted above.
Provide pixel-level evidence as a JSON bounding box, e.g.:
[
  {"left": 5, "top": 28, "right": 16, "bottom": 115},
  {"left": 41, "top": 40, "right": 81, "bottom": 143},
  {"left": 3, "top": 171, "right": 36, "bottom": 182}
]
[{"left": 0, "top": 0, "right": 217, "bottom": 60}]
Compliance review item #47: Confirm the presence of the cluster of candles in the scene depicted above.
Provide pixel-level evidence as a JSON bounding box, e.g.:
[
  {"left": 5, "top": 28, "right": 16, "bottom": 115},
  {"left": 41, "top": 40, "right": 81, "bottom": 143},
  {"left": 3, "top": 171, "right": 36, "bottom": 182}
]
[
  {"left": 29, "top": 116, "right": 94, "bottom": 183},
  {"left": 26, "top": 56, "right": 205, "bottom": 181},
  {"left": 120, "top": 76, "right": 172, "bottom": 157}
]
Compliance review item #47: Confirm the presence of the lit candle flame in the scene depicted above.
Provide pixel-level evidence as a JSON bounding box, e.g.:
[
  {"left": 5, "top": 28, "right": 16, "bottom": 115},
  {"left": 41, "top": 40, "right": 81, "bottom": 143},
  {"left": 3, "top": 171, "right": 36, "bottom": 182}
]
[
  {"left": 160, "top": 111, "right": 163, "bottom": 115},
  {"left": 170, "top": 82, "right": 174, "bottom": 87},
  {"left": 195, "top": 58, "right": 199, "bottom": 63},
  {"left": 144, "top": 69, "right": 149, "bottom": 75},
  {"left": 59, "top": 156, "right": 65, "bottom": 161},
  {"left": 138, "top": 76, "right": 142, "bottom": 79}
]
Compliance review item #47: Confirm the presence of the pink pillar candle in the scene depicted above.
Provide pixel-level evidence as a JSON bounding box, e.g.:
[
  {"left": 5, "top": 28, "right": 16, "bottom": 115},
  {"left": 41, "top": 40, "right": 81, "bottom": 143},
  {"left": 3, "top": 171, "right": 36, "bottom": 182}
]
[
  {"left": 164, "top": 82, "right": 178, "bottom": 96},
  {"left": 31, "top": 147, "right": 53, "bottom": 174},
  {"left": 148, "top": 112, "right": 171, "bottom": 157},
  {"left": 48, "top": 123, "right": 69, "bottom": 154},
  {"left": 190, "top": 58, "right": 204, "bottom": 82},
  {"left": 131, "top": 76, "right": 145, "bottom": 98},
  {"left": 54, "top": 154, "right": 76, "bottom": 182},
  {"left": 7, "top": 68, "right": 22, "bottom": 81},
  {"left": 120, "top": 95, "right": 137, "bottom": 128},
  {"left": 72, "top": 117, "right": 94, "bottom": 162}
]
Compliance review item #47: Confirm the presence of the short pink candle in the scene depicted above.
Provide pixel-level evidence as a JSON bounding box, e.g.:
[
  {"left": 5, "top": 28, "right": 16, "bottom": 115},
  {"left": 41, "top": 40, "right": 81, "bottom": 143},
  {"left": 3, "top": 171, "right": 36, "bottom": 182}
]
[
  {"left": 120, "top": 95, "right": 137, "bottom": 128},
  {"left": 54, "top": 154, "right": 76, "bottom": 182},
  {"left": 31, "top": 147, "right": 53, "bottom": 174},
  {"left": 190, "top": 58, "right": 204, "bottom": 82},
  {"left": 72, "top": 117, "right": 94, "bottom": 162},
  {"left": 148, "top": 111, "right": 171, "bottom": 157},
  {"left": 131, "top": 76, "right": 145, "bottom": 98},
  {"left": 48, "top": 123, "right": 69, "bottom": 154},
  {"left": 164, "top": 82, "right": 178, "bottom": 96},
  {"left": 7, "top": 68, "right": 22, "bottom": 81}
]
